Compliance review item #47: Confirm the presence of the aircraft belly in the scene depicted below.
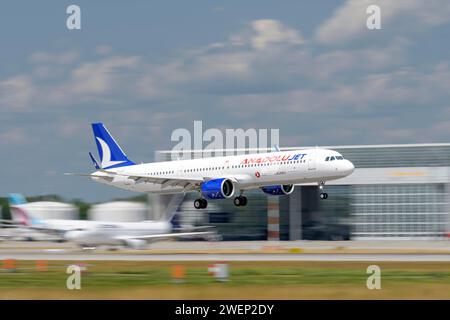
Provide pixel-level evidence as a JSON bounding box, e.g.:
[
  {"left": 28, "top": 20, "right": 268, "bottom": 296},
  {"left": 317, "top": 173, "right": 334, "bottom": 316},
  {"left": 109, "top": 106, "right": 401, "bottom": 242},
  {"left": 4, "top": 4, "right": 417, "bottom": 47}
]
[
  {"left": 256, "top": 169, "right": 309, "bottom": 185},
  {"left": 104, "top": 166, "right": 343, "bottom": 194}
]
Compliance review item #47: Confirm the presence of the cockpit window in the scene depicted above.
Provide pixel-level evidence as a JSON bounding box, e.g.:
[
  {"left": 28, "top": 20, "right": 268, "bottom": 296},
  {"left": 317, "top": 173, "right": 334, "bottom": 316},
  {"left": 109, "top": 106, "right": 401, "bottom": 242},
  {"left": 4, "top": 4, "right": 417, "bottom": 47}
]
[{"left": 326, "top": 155, "right": 344, "bottom": 161}]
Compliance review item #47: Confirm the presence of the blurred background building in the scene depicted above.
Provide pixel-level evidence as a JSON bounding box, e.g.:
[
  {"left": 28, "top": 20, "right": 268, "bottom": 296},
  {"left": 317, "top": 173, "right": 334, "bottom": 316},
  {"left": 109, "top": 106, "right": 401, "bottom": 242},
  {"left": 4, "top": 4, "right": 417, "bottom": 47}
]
[
  {"left": 88, "top": 201, "right": 148, "bottom": 222},
  {"left": 153, "top": 143, "right": 450, "bottom": 241},
  {"left": 19, "top": 201, "right": 78, "bottom": 220}
]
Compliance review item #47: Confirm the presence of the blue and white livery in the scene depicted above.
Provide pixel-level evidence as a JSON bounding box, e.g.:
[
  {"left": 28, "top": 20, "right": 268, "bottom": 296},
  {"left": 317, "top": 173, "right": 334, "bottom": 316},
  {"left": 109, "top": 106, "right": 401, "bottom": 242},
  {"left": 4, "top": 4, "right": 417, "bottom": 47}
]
[{"left": 69, "top": 123, "right": 355, "bottom": 209}]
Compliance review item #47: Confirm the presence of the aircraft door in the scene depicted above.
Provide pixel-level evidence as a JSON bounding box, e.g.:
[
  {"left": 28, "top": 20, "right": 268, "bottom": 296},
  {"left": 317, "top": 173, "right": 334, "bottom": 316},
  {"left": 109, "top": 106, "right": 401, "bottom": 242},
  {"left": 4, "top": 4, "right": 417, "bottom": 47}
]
[{"left": 307, "top": 150, "right": 316, "bottom": 171}]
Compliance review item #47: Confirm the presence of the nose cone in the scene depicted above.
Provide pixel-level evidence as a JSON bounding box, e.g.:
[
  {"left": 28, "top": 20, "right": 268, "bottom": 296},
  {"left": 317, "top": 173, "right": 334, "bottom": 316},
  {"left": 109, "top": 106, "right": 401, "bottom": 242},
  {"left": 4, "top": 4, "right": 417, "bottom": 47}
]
[{"left": 342, "top": 160, "right": 355, "bottom": 176}]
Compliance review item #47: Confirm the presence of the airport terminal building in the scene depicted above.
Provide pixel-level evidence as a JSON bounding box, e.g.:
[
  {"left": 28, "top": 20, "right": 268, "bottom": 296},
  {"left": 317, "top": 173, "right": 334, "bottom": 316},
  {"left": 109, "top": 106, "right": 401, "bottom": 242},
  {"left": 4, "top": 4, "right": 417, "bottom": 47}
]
[{"left": 152, "top": 143, "right": 450, "bottom": 241}]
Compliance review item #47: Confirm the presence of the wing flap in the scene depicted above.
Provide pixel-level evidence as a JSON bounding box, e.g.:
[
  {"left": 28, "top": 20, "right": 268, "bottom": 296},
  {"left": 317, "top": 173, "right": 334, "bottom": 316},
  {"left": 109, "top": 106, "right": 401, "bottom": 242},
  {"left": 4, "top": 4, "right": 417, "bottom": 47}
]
[
  {"left": 66, "top": 169, "right": 240, "bottom": 189},
  {"left": 103, "top": 171, "right": 206, "bottom": 188}
]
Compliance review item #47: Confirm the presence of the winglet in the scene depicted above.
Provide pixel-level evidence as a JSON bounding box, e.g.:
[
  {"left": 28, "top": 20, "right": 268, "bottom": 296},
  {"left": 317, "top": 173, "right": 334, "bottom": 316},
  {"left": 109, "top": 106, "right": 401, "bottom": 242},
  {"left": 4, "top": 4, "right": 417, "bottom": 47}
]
[
  {"left": 89, "top": 152, "right": 101, "bottom": 170},
  {"left": 274, "top": 144, "right": 281, "bottom": 152}
]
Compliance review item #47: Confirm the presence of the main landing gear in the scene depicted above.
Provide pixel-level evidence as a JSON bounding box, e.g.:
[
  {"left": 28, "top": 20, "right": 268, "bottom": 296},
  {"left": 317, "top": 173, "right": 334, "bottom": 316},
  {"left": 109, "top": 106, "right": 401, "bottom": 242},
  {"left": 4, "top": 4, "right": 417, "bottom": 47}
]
[
  {"left": 194, "top": 198, "right": 208, "bottom": 209},
  {"left": 318, "top": 181, "right": 328, "bottom": 200},
  {"left": 233, "top": 195, "right": 247, "bottom": 207},
  {"left": 194, "top": 195, "right": 248, "bottom": 209}
]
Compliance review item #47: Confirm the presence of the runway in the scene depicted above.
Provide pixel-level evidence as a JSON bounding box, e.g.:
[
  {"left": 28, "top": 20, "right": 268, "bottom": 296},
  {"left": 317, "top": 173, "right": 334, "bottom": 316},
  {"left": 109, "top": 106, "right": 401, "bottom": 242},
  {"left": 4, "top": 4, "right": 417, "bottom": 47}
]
[
  {"left": 1, "top": 239, "right": 449, "bottom": 251},
  {"left": 1, "top": 251, "right": 449, "bottom": 261},
  {"left": 0, "top": 240, "right": 449, "bottom": 261}
]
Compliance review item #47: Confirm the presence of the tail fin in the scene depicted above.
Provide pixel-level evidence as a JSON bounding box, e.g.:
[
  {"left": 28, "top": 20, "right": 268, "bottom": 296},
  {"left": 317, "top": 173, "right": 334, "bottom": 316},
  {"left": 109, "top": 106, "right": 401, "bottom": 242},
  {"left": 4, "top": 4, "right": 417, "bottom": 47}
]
[
  {"left": 91, "top": 123, "right": 135, "bottom": 169},
  {"left": 8, "top": 193, "right": 27, "bottom": 205},
  {"left": 8, "top": 193, "right": 35, "bottom": 226},
  {"left": 169, "top": 212, "right": 181, "bottom": 230}
]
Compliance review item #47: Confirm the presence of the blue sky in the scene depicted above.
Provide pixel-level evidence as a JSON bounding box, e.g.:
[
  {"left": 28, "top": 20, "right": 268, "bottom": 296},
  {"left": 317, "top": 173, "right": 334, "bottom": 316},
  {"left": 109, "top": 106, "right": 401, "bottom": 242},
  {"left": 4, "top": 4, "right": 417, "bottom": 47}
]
[{"left": 1, "top": 0, "right": 450, "bottom": 202}]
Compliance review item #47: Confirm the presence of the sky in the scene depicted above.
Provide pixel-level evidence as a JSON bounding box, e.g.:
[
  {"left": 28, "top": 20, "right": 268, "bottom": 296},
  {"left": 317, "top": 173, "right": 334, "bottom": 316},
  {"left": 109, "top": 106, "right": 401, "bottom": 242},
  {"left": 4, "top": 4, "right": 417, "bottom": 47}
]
[{"left": 1, "top": 0, "right": 450, "bottom": 202}]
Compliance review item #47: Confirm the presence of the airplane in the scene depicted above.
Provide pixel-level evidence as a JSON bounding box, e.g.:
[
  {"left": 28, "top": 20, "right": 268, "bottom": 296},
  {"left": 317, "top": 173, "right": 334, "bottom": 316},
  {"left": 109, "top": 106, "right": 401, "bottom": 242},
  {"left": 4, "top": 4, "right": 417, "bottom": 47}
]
[
  {"left": 6, "top": 194, "right": 218, "bottom": 249},
  {"left": 63, "top": 217, "right": 219, "bottom": 250},
  {"left": 68, "top": 123, "right": 355, "bottom": 209}
]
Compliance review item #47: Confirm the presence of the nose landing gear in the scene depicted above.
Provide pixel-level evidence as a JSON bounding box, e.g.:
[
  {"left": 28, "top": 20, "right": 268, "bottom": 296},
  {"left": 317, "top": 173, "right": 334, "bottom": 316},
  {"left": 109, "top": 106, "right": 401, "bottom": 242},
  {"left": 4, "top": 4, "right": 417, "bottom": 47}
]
[
  {"left": 319, "top": 192, "right": 328, "bottom": 199},
  {"left": 318, "top": 181, "right": 328, "bottom": 200}
]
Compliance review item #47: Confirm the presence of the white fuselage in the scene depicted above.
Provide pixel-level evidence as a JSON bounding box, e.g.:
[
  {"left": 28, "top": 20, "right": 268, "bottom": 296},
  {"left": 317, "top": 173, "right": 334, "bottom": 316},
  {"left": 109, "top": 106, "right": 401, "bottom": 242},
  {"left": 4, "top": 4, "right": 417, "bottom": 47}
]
[
  {"left": 36, "top": 219, "right": 96, "bottom": 232},
  {"left": 63, "top": 221, "right": 171, "bottom": 247},
  {"left": 91, "top": 148, "right": 354, "bottom": 194}
]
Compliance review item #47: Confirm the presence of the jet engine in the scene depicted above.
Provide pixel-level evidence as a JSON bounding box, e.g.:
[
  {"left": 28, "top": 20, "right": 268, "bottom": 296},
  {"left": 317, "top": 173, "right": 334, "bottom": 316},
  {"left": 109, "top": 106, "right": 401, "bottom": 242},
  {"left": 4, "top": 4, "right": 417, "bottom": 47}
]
[
  {"left": 261, "top": 184, "right": 295, "bottom": 195},
  {"left": 201, "top": 178, "right": 235, "bottom": 199},
  {"left": 122, "top": 239, "right": 147, "bottom": 249}
]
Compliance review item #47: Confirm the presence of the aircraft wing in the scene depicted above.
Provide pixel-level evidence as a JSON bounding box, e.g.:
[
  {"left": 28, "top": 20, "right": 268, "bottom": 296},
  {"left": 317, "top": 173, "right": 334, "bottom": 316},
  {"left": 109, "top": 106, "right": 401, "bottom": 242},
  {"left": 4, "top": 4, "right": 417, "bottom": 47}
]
[
  {"left": 64, "top": 172, "right": 114, "bottom": 182},
  {"left": 111, "top": 171, "right": 205, "bottom": 188},
  {"left": 0, "top": 222, "right": 65, "bottom": 236},
  {"left": 0, "top": 220, "right": 20, "bottom": 228},
  {"left": 115, "top": 230, "right": 219, "bottom": 242},
  {"left": 66, "top": 170, "right": 230, "bottom": 189},
  {"left": 0, "top": 223, "right": 13, "bottom": 228}
]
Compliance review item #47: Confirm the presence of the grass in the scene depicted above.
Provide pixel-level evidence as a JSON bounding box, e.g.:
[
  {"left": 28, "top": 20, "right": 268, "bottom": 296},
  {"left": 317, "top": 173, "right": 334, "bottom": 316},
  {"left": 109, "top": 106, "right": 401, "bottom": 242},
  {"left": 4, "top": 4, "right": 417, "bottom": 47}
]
[{"left": 1, "top": 261, "right": 450, "bottom": 299}]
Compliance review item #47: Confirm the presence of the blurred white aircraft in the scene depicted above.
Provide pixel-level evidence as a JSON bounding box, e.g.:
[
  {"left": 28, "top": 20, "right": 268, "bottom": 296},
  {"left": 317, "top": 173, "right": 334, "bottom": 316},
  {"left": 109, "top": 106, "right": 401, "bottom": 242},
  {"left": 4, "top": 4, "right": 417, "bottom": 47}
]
[{"left": 4, "top": 194, "right": 218, "bottom": 249}]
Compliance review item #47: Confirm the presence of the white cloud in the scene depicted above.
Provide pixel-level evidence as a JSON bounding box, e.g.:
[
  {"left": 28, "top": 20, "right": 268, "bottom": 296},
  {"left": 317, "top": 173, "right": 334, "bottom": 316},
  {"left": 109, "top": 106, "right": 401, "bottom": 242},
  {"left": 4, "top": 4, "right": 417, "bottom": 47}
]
[
  {"left": 249, "top": 19, "right": 304, "bottom": 49},
  {"left": 68, "top": 56, "right": 140, "bottom": 95},
  {"left": 0, "top": 127, "right": 28, "bottom": 146},
  {"left": 218, "top": 63, "right": 450, "bottom": 118},
  {"left": 29, "top": 51, "right": 79, "bottom": 65},
  {"left": 0, "top": 55, "right": 141, "bottom": 110},
  {"left": 230, "top": 19, "right": 304, "bottom": 49},
  {"left": 0, "top": 20, "right": 307, "bottom": 110},
  {"left": 95, "top": 45, "right": 112, "bottom": 55},
  {"left": 1, "top": 15, "right": 449, "bottom": 146},
  {"left": 315, "top": 0, "right": 450, "bottom": 45},
  {"left": 0, "top": 75, "right": 35, "bottom": 111}
]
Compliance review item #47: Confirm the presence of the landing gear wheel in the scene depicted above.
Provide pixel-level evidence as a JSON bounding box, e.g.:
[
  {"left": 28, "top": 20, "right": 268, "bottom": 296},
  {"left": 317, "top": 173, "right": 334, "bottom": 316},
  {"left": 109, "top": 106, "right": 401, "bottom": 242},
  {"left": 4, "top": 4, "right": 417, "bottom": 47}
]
[
  {"left": 234, "top": 195, "right": 248, "bottom": 207},
  {"left": 318, "top": 181, "right": 328, "bottom": 200},
  {"left": 194, "top": 199, "right": 207, "bottom": 209},
  {"left": 319, "top": 192, "right": 328, "bottom": 200}
]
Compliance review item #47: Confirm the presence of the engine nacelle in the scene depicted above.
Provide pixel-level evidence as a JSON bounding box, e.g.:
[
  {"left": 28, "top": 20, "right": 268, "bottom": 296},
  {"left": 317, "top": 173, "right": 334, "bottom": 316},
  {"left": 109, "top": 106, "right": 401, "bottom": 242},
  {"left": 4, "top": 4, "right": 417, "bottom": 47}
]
[
  {"left": 261, "top": 184, "right": 295, "bottom": 195},
  {"left": 122, "top": 238, "right": 147, "bottom": 249},
  {"left": 201, "top": 178, "right": 235, "bottom": 199}
]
